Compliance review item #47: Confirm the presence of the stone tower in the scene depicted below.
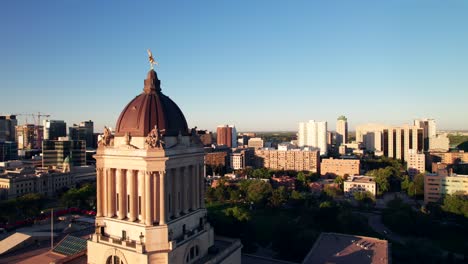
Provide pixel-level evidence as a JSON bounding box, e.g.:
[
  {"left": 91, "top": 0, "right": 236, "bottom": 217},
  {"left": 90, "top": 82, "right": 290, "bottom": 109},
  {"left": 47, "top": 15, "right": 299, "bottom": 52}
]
[{"left": 87, "top": 68, "right": 241, "bottom": 264}]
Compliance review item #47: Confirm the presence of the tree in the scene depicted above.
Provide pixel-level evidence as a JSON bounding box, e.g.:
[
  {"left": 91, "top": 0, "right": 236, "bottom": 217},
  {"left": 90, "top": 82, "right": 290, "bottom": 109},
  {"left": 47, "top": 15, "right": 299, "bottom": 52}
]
[
  {"left": 224, "top": 206, "right": 251, "bottom": 221},
  {"left": 441, "top": 192, "right": 468, "bottom": 218},
  {"left": 323, "top": 185, "right": 341, "bottom": 198},
  {"left": 269, "top": 186, "right": 288, "bottom": 208},
  {"left": 246, "top": 180, "right": 272, "bottom": 206},
  {"left": 353, "top": 191, "right": 375, "bottom": 208}
]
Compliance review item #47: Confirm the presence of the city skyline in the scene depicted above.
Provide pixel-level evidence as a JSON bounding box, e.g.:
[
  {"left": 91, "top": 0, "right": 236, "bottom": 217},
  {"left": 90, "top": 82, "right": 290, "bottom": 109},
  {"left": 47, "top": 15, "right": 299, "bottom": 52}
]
[{"left": 2, "top": 1, "right": 468, "bottom": 132}]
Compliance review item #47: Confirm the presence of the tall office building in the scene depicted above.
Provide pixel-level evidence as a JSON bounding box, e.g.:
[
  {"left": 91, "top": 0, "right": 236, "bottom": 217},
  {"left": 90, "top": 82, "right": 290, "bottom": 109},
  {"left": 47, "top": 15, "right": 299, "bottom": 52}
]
[
  {"left": 216, "top": 125, "right": 237, "bottom": 148},
  {"left": 43, "top": 120, "right": 67, "bottom": 140},
  {"left": 414, "top": 118, "right": 436, "bottom": 151},
  {"left": 42, "top": 139, "right": 86, "bottom": 168},
  {"left": 0, "top": 115, "right": 18, "bottom": 142},
  {"left": 383, "top": 125, "right": 423, "bottom": 162},
  {"left": 356, "top": 123, "right": 387, "bottom": 153},
  {"left": 69, "top": 120, "right": 95, "bottom": 148},
  {"left": 15, "top": 124, "right": 43, "bottom": 149},
  {"left": 0, "top": 141, "right": 18, "bottom": 161},
  {"left": 298, "top": 120, "right": 327, "bottom": 155},
  {"left": 87, "top": 67, "right": 241, "bottom": 263},
  {"left": 336, "top": 115, "right": 348, "bottom": 146}
]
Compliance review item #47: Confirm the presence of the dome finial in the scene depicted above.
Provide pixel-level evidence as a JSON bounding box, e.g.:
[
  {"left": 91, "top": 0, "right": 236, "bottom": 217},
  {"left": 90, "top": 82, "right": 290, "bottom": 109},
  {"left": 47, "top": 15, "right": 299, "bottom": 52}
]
[{"left": 147, "top": 49, "right": 158, "bottom": 70}]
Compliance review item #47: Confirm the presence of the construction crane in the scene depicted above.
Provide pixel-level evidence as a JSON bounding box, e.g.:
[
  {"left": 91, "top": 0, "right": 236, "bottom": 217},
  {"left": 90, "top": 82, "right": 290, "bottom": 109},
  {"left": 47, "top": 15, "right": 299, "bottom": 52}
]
[{"left": 12, "top": 112, "right": 51, "bottom": 126}]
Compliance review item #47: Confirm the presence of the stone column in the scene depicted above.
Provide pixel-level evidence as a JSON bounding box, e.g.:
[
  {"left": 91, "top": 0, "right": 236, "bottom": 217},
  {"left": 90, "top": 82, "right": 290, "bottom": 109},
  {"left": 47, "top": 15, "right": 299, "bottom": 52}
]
[
  {"left": 153, "top": 172, "right": 159, "bottom": 223},
  {"left": 129, "top": 170, "right": 138, "bottom": 222},
  {"left": 145, "top": 171, "right": 153, "bottom": 226},
  {"left": 159, "top": 171, "right": 166, "bottom": 225},
  {"left": 138, "top": 170, "right": 145, "bottom": 221},
  {"left": 117, "top": 169, "right": 127, "bottom": 220},
  {"left": 172, "top": 169, "right": 180, "bottom": 218},
  {"left": 190, "top": 166, "right": 196, "bottom": 210},
  {"left": 181, "top": 167, "right": 188, "bottom": 214},
  {"left": 200, "top": 165, "right": 205, "bottom": 208},
  {"left": 106, "top": 169, "right": 114, "bottom": 217},
  {"left": 96, "top": 168, "right": 103, "bottom": 217},
  {"left": 194, "top": 165, "right": 199, "bottom": 209}
]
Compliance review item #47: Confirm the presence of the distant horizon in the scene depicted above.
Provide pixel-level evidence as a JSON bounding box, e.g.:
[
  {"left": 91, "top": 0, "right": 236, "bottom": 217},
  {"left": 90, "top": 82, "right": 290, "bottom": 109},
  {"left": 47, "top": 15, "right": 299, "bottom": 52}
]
[{"left": 2, "top": 1, "right": 468, "bottom": 132}]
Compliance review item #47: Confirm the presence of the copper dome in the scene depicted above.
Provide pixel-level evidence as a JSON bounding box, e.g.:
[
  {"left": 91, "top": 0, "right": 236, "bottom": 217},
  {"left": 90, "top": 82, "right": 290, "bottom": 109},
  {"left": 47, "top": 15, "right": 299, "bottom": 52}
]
[{"left": 115, "top": 70, "right": 189, "bottom": 137}]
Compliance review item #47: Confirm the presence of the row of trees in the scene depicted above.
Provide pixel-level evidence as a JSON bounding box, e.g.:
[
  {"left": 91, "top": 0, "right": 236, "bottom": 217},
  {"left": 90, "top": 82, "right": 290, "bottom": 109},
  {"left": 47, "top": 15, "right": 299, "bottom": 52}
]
[{"left": 0, "top": 193, "right": 46, "bottom": 223}]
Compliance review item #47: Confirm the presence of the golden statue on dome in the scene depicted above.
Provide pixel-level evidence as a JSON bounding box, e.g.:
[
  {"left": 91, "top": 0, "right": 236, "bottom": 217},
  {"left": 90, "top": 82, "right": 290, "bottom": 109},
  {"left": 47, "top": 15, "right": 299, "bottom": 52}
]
[{"left": 147, "top": 49, "right": 158, "bottom": 69}]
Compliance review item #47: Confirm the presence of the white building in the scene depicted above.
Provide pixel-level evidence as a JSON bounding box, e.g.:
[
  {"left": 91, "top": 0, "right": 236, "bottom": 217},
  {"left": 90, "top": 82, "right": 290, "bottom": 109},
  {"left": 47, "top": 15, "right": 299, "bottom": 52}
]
[
  {"left": 298, "top": 120, "right": 328, "bottom": 156},
  {"left": 230, "top": 153, "right": 244, "bottom": 170},
  {"left": 407, "top": 149, "right": 425, "bottom": 177},
  {"left": 355, "top": 123, "right": 387, "bottom": 153},
  {"left": 336, "top": 115, "right": 348, "bottom": 146},
  {"left": 429, "top": 134, "right": 450, "bottom": 152},
  {"left": 414, "top": 118, "right": 436, "bottom": 150},
  {"left": 344, "top": 176, "right": 377, "bottom": 197},
  {"left": 247, "top": 137, "right": 264, "bottom": 149}
]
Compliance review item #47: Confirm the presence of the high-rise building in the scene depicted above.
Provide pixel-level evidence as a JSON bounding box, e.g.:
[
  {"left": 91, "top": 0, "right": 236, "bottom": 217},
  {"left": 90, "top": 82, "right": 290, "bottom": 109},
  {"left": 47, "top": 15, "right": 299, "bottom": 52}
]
[
  {"left": 336, "top": 115, "right": 348, "bottom": 146},
  {"left": 0, "top": 141, "right": 18, "bottom": 161},
  {"left": 87, "top": 68, "right": 241, "bottom": 263},
  {"left": 414, "top": 118, "right": 436, "bottom": 151},
  {"left": 42, "top": 139, "right": 86, "bottom": 168},
  {"left": 0, "top": 115, "right": 18, "bottom": 142},
  {"left": 15, "top": 124, "right": 43, "bottom": 149},
  {"left": 321, "top": 158, "right": 360, "bottom": 177},
  {"left": 407, "top": 149, "right": 425, "bottom": 177},
  {"left": 298, "top": 120, "right": 327, "bottom": 155},
  {"left": 254, "top": 148, "right": 320, "bottom": 172},
  {"left": 355, "top": 123, "right": 387, "bottom": 153},
  {"left": 383, "top": 125, "right": 423, "bottom": 162},
  {"left": 69, "top": 120, "right": 94, "bottom": 148},
  {"left": 43, "top": 120, "right": 67, "bottom": 140},
  {"left": 216, "top": 125, "right": 237, "bottom": 148}
]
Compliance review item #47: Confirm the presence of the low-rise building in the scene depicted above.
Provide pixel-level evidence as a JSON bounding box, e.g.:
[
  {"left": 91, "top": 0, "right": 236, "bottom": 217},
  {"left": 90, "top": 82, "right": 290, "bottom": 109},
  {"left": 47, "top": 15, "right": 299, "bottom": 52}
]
[
  {"left": 303, "top": 232, "right": 390, "bottom": 264},
  {"left": 247, "top": 137, "right": 264, "bottom": 149},
  {"left": 321, "top": 157, "right": 360, "bottom": 177},
  {"left": 344, "top": 176, "right": 377, "bottom": 197},
  {"left": 254, "top": 147, "right": 320, "bottom": 173},
  {"left": 429, "top": 134, "right": 450, "bottom": 151},
  {"left": 424, "top": 172, "right": 468, "bottom": 204},
  {"left": 271, "top": 176, "right": 295, "bottom": 190}
]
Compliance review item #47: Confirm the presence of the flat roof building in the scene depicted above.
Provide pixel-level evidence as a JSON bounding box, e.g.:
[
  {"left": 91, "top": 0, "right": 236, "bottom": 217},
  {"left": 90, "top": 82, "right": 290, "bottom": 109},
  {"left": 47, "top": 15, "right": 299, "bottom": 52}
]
[
  {"left": 321, "top": 157, "right": 360, "bottom": 178},
  {"left": 247, "top": 137, "right": 264, "bottom": 149},
  {"left": 302, "top": 232, "right": 389, "bottom": 264},
  {"left": 344, "top": 176, "right": 377, "bottom": 197},
  {"left": 424, "top": 172, "right": 468, "bottom": 204},
  {"left": 407, "top": 149, "right": 425, "bottom": 177},
  {"left": 254, "top": 148, "right": 320, "bottom": 173}
]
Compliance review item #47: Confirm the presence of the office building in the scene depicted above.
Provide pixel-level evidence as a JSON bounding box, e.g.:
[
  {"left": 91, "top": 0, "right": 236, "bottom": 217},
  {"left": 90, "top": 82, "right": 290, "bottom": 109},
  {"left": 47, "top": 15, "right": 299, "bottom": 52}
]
[
  {"left": 356, "top": 123, "right": 387, "bottom": 153},
  {"left": 254, "top": 147, "right": 320, "bottom": 172},
  {"left": 229, "top": 148, "right": 254, "bottom": 170},
  {"left": 429, "top": 134, "right": 450, "bottom": 152},
  {"left": 414, "top": 118, "right": 436, "bottom": 150},
  {"left": 247, "top": 137, "right": 264, "bottom": 149},
  {"left": 87, "top": 68, "right": 241, "bottom": 263},
  {"left": 343, "top": 176, "right": 377, "bottom": 197},
  {"left": 0, "top": 168, "right": 73, "bottom": 200},
  {"left": 69, "top": 120, "right": 95, "bottom": 148},
  {"left": 216, "top": 125, "right": 237, "bottom": 148},
  {"left": 0, "top": 115, "right": 18, "bottom": 142},
  {"left": 383, "top": 125, "right": 423, "bottom": 162},
  {"left": 336, "top": 115, "right": 348, "bottom": 146},
  {"left": 298, "top": 120, "right": 328, "bottom": 155},
  {"left": 196, "top": 130, "right": 213, "bottom": 146},
  {"left": 321, "top": 158, "right": 360, "bottom": 177},
  {"left": 424, "top": 172, "right": 468, "bottom": 204},
  {"left": 42, "top": 139, "right": 86, "bottom": 168},
  {"left": 407, "top": 149, "right": 425, "bottom": 177},
  {"left": 0, "top": 141, "right": 18, "bottom": 162},
  {"left": 15, "top": 124, "right": 43, "bottom": 150},
  {"left": 43, "top": 120, "right": 67, "bottom": 140}
]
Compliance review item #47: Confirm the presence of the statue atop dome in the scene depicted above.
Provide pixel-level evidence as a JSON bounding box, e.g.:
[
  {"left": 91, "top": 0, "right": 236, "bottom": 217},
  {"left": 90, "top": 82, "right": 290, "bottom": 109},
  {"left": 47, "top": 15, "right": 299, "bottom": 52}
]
[
  {"left": 145, "top": 125, "right": 165, "bottom": 149},
  {"left": 147, "top": 49, "right": 158, "bottom": 70}
]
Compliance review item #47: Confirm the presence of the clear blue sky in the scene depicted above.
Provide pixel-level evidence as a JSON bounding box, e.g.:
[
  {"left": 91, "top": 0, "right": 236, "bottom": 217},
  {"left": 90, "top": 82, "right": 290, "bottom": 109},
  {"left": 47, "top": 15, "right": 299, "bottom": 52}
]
[{"left": 1, "top": 0, "right": 468, "bottom": 132}]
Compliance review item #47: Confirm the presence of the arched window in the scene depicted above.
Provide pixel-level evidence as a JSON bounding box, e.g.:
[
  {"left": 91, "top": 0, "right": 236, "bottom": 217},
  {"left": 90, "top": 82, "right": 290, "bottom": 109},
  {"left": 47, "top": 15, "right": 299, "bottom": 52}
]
[{"left": 106, "top": 255, "right": 122, "bottom": 264}]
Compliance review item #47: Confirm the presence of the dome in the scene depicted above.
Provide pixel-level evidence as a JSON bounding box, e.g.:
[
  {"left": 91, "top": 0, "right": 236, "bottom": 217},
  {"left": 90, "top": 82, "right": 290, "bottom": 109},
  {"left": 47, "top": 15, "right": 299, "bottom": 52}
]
[{"left": 115, "top": 70, "right": 189, "bottom": 137}]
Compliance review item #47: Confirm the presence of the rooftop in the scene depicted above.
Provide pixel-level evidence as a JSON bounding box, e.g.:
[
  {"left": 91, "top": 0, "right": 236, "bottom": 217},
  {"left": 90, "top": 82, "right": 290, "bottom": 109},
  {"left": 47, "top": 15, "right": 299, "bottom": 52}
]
[
  {"left": 302, "top": 232, "right": 389, "bottom": 264},
  {"left": 346, "top": 176, "right": 375, "bottom": 183}
]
